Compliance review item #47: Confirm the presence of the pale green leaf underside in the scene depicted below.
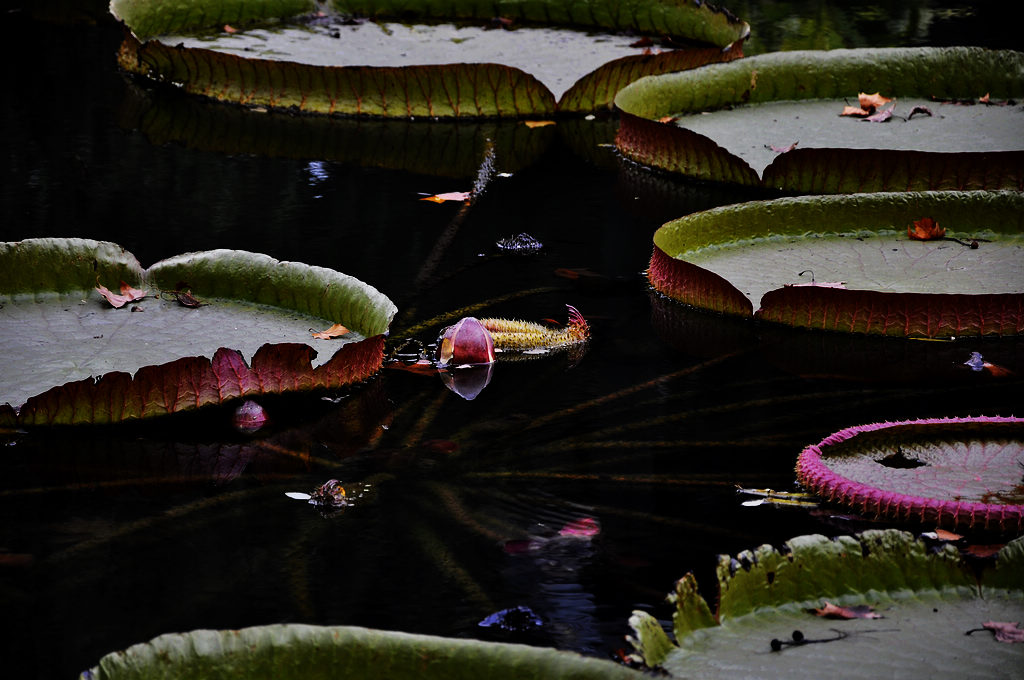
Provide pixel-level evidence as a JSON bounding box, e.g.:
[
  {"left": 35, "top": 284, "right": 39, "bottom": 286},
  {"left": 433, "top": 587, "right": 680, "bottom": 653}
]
[
  {"left": 684, "top": 232, "right": 1024, "bottom": 309},
  {"left": 82, "top": 623, "right": 644, "bottom": 680},
  {"left": 674, "top": 98, "right": 1024, "bottom": 176},
  {"left": 0, "top": 292, "right": 352, "bottom": 410},
  {"left": 659, "top": 594, "right": 1024, "bottom": 679},
  {"left": 630, "top": 532, "right": 1024, "bottom": 678}
]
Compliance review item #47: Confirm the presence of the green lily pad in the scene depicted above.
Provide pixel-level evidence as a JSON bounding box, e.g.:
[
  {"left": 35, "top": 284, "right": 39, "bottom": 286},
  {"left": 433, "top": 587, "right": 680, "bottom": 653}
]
[
  {"left": 628, "top": 530, "right": 1024, "bottom": 678},
  {"left": 112, "top": 0, "right": 745, "bottom": 118},
  {"left": 0, "top": 238, "right": 397, "bottom": 426},
  {"left": 648, "top": 190, "right": 1024, "bottom": 337},
  {"left": 796, "top": 416, "right": 1024, "bottom": 533},
  {"left": 80, "top": 623, "right": 645, "bottom": 679},
  {"left": 615, "top": 47, "right": 1024, "bottom": 192}
]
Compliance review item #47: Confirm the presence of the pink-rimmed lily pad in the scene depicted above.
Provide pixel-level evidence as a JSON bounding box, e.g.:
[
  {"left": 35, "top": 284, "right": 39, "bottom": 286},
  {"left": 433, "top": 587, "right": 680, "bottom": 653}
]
[
  {"left": 614, "top": 47, "right": 1024, "bottom": 192},
  {"left": 648, "top": 190, "right": 1024, "bottom": 337},
  {"left": 796, "top": 416, "right": 1024, "bottom": 533},
  {"left": 0, "top": 238, "right": 396, "bottom": 426}
]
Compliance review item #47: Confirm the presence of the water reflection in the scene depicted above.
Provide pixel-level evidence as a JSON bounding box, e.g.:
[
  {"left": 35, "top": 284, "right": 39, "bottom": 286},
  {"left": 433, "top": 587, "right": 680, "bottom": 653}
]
[{"left": 1, "top": 3, "right": 1022, "bottom": 678}]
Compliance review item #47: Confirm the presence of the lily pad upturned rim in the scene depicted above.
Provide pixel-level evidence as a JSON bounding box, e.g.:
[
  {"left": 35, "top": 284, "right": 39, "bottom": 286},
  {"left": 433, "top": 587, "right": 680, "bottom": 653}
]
[
  {"left": 613, "top": 46, "right": 1024, "bottom": 191},
  {"left": 647, "top": 190, "right": 1024, "bottom": 337},
  {"left": 111, "top": 0, "right": 747, "bottom": 118},
  {"left": 112, "top": 0, "right": 751, "bottom": 47},
  {"left": 796, "top": 416, "right": 1024, "bottom": 533},
  {"left": 80, "top": 622, "right": 645, "bottom": 680},
  {"left": 0, "top": 238, "right": 397, "bottom": 426},
  {"left": 627, "top": 529, "right": 1024, "bottom": 676}
]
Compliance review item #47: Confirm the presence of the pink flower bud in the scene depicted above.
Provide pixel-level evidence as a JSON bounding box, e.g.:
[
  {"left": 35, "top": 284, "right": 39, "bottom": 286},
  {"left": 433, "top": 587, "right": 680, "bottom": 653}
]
[
  {"left": 233, "top": 399, "right": 267, "bottom": 433},
  {"left": 436, "top": 317, "right": 495, "bottom": 367}
]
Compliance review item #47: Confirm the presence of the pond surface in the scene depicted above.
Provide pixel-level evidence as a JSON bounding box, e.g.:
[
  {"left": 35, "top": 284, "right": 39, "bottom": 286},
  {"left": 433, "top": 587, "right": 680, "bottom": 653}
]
[{"left": 1, "top": 2, "right": 1022, "bottom": 678}]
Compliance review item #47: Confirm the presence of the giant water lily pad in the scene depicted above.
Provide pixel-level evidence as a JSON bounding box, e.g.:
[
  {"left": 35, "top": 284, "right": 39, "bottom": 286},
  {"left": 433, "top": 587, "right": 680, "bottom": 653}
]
[
  {"left": 80, "top": 623, "right": 644, "bottom": 679},
  {"left": 112, "top": 0, "right": 746, "bottom": 118},
  {"left": 628, "top": 530, "right": 1024, "bottom": 679},
  {"left": 796, "top": 416, "right": 1024, "bottom": 533},
  {"left": 0, "top": 238, "right": 396, "bottom": 426},
  {"left": 648, "top": 190, "right": 1024, "bottom": 337},
  {"left": 615, "top": 47, "right": 1024, "bottom": 192}
]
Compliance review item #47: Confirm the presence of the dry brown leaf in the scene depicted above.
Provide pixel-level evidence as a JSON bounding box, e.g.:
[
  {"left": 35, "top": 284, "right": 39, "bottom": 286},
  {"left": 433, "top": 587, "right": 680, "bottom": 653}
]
[{"left": 311, "top": 323, "right": 350, "bottom": 340}]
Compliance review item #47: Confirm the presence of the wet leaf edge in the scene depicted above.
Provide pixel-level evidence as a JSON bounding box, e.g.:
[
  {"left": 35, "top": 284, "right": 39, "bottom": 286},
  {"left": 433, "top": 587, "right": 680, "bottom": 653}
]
[{"left": 81, "top": 622, "right": 645, "bottom": 680}]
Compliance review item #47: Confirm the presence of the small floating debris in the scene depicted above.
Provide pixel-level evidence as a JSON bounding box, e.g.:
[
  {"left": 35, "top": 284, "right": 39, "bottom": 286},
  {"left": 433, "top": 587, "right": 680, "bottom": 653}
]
[
  {"left": 478, "top": 605, "right": 544, "bottom": 632},
  {"left": 285, "top": 479, "right": 372, "bottom": 516},
  {"left": 496, "top": 233, "right": 543, "bottom": 253},
  {"left": 737, "top": 486, "right": 818, "bottom": 508}
]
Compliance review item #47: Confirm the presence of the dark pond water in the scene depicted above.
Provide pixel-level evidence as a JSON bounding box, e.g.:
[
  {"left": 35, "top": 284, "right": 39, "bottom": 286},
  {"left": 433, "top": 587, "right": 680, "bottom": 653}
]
[{"left": 2, "top": 2, "right": 1022, "bottom": 677}]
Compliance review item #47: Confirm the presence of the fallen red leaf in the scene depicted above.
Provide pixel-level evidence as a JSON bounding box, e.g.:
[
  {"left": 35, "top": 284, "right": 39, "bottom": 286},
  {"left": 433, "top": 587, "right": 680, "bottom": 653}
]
[
  {"left": 311, "top": 323, "right": 350, "bottom": 340},
  {"left": 420, "top": 191, "right": 471, "bottom": 203},
  {"left": 908, "top": 217, "right": 946, "bottom": 240},
  {"left": 983, "top": 621, "right": 1024, "bottom": 643},
  {"left": 96, "top": 280, "right": 148, "bottom": 308},
  {"left": 812, "top": 601, "right": 882, "bottom": 619}
]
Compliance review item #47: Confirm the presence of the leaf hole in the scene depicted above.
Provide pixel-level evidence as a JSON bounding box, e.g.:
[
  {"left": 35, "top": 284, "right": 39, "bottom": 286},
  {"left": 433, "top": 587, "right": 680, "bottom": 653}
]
[{"left": 878, "top": 448, "right": 927, "bottom": 469}]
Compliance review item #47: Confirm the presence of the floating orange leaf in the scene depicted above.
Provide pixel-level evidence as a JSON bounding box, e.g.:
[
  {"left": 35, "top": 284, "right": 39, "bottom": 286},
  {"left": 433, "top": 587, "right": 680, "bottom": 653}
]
[
  {"left": 858, "top": 92, "right": 892, "bottom": 109},
  {"left": 311, "top": 323, "right": 350, "bottom": 340},
  {"left": 523, "top": 120, "right": 556, "bottom": 128},
  {"left": 96, "top": 280, "right": 148, "bottom": 308},
  {"left": 420, "top": 191, "right": 471, "bottom": 203},
  {"left": 908, "top": 217, "right": 946, "bottom": 240}
]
